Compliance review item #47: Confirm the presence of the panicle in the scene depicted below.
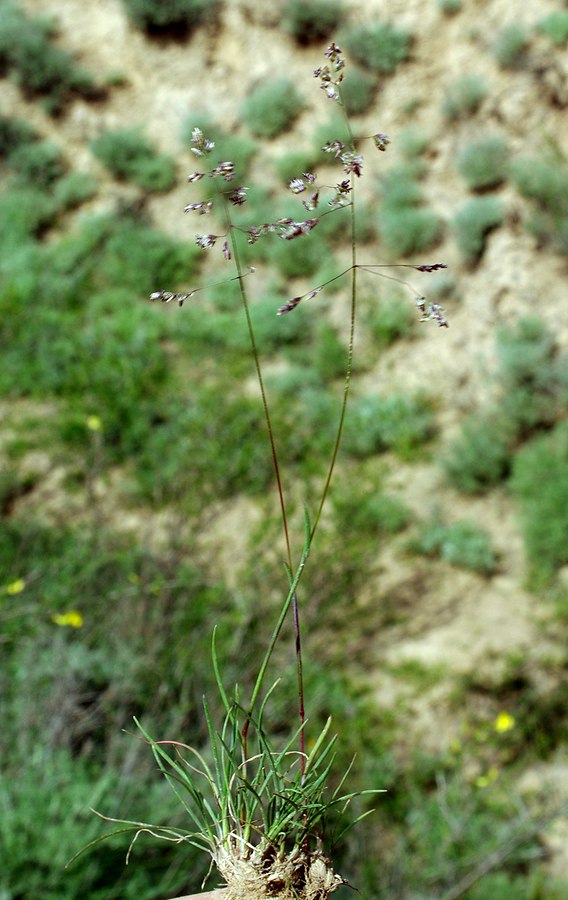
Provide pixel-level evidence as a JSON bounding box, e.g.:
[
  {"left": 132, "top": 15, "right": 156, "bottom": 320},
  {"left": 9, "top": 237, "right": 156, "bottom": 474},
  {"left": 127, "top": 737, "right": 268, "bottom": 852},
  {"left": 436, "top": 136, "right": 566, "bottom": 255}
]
[
  {"left": 149, "top": 290, "right": 197, "bottom": 308},
  {"left": 414, "top": 262, "right": 448, "bottom": 273},
  {"left": 416, "top": 296, "right": 449, "bottom": 328},
  {"left": 372, "top": 133, "right": 391, "bottom": 152},
  {"left": 190, "top": 127, "right": 215, "bottom": 157}
]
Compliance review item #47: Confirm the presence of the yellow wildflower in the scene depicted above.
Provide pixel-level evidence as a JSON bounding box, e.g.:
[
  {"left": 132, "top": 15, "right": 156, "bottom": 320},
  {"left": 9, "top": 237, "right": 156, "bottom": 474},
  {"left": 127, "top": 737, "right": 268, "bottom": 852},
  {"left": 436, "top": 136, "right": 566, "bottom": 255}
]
[
  {"left": 494, "top": 711, "right": 515, "bottom": 734},
  {"left": 86, "top": 415, "right": 102, "bottom": 432},
  {"left": 5, "top": 578, "right": 26, "bottom": 595},
  {"left": 51, "top": 610, "right": 84, "bottom": 628},
  {"left": 475, "top": 767, "right": 499, "bottom": 789}
]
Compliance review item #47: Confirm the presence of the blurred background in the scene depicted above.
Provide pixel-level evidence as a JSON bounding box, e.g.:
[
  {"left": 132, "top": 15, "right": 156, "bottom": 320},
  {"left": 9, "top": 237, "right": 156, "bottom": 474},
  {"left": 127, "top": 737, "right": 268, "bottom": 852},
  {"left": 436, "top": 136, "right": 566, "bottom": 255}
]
[{"left": 2, "top": 0, "right": 568, "bottom": 896}]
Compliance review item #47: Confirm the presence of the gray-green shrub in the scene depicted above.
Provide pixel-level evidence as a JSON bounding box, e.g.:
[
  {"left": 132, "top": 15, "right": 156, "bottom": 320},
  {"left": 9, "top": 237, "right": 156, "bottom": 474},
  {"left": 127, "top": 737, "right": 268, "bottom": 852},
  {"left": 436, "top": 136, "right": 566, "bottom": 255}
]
[
  {"left": 511, "top": 423, "right": 568, "bottom": 582},
  {"left": 342, "top": 22, "right": 411, "bottom": 75},
  {"left": 91, "top": 128, "right": 176, "bottom": 192},
  {"left": 122, "top": 0, "right": 217, "bottom": 34},
  {"left": 510, "top": 156, "right": 568, "bottom": 255},
  {"left": 456, "top": 135, "right": 509, "bottom": 190},
  {"left": 493, "top": 24, "right": 530, "bottom": 69},
  {"left": 442, "top": 74, "right": 487, "bottom": 121},
  {"left": 411, "top": 519, "right": 497, "bottom": 573},
  {"left": 0, "top": 2, "right": 98, "bottom": 112},
  {"left": 284, "top": 0, "right": 344, "bottom": 45},
  {"left": 453, "top": 196, "right": 504, "bottom": 264},
  {"left": 241, "top": 79, "right": 304, "bottom": 139},
  {"left": 343, "top": 392, "right": 435, "bottom": 458},
  {"left": 537, "top": 12, "right": 568, "bottom": 46},
  {"left": 340, "top": 67, "right": 377, "bottom": 116}
]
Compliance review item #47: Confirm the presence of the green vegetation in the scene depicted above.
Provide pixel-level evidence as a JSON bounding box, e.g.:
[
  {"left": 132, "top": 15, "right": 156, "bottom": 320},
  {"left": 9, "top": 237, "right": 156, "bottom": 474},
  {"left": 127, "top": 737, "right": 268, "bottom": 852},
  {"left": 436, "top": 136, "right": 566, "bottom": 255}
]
[
  {"left": 122, "top": 0, "right": 217, "bottom": 34},
  {"left": 274, "top": 149, "right": 319, "bottom": 184},
  {"left": 511, "top": 423, "right": 568, "bottom": 584},
  {"left": 537, "top": 11, "right": 568, "bottom": 46},
  {"left": 0, "top": 2, "right": 98, "bottom": 113},
  {"left": 9, "top": 139, "right": 66, "bottom": 188},
  {"left": 410, "top": 518, "right": 497, "bottom": 573},
  {"left": 91, "top": 128, "right": 177, "bottom": 192},
  {"left": 456, "top": 135, "right": 509, "bottom": 190},
  {"left": 442, "top": 74, "right": 487, "bottom": 121},
  {"left": 493, "top": 24, "right": 530, "bottom": 69},
  {"left": 444, "top": 413, "right": 514, "bottom": 494},
  {"left": 333, "top": 483, "right": 411, "bottom": 537},
  {"left": 453, "top": 196, "right": 504, "bottom": 264},
  {"left": 437, "top": 0, "right": 463, "bottom": 13},
  {"left": 510, "top": 155, "right": 568, "bottom": 256},
  {"left": 267, "top": 230, "right": 329, "bottom": 279},
  {"left": 4, "top": 29, "right": 568, "bottom": 900},
  {"left": 378, "top": 165, "right": 442, "bottom": 256},
  {"left": 444, "top": 317, "right": 567, "bottom": 494},
  {"left": 365, "top": 294, "right": 415, "bottom": 348},
  {"left": 341, "top": 22, "right": 411, "bottom": 75},
  {"left": 284, "top": 0, "right": 344, "bottom": 45},
  {"left": 241, "top": 79, "right": 304, "bottom": 139},
  {"left": 343, "top": 392, "right": 435, "bottom": 459},
  {"left": 340, "top": 67, "right": 377, "bottom": 116}
]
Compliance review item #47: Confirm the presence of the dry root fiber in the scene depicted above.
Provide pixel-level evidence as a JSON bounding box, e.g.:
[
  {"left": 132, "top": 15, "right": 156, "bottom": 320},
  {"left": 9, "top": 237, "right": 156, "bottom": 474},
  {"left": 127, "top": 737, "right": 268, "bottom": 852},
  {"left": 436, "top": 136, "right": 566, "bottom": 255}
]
[{"left": 214, "top": 838, "right": 343, "bottom": 900}]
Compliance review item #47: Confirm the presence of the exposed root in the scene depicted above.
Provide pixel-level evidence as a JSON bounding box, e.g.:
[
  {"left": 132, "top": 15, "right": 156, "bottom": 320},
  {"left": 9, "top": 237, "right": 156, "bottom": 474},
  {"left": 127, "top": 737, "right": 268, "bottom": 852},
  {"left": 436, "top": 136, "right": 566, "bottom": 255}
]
[{"left": 213, "top": 835, "right": 344, "bottom": 900}]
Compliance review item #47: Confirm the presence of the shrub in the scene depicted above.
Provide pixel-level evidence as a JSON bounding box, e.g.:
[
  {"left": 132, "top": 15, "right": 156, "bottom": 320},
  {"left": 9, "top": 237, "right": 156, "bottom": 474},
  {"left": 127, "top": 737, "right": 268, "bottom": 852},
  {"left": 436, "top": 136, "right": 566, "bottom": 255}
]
[
  {"left": 91, "top": 128, "right": 176, "bottom": 192},
  {"left": 267, "top": 230, "right": 329, "bottom": 280},
  {"left": 496, "top": 317, "right": 564, "bottom": 434},
  {"left": 456, "top": 135, "right": 509, "bottom": 190},
  {"left": 537, "top": 12, "right": 568, "bottom": 46},
  {"left": 493, "top": 24, "right": 530, "bottom": 69},
  {"left": 411, "top": 518, "right": 497, "bottom": 573},
  {"left": 343, "top": 392, "right": 435, "bottom": 459},
  {"left": 378, "top": 165, "right": 442, "bottom": 256},
  {"left": 241, "top": 78, "right": 303, "bottom": 139},
  {"left": 379, "top": 205, "right": 442, "bottom": 256},
  {"left": 274, "top": 149, "right": 320, "bottom": 184},
  {"left": 342, "top": 22, "right": 411, "bottom": 75},
  {"left": 311, "top": 114, "right": 351, "bottom": 154},
  {"left": 134, "top": 388, "right": 276, "bottom": 505},
  {"left": 284, "top": 0, "right": 344, "bottom": 46},
  {"left": 8, "top": 140, "right": 66, "bottom": 188},
  {"left": 511, "top": 423, "right": 568, "bottom": 582},
  {"left": 340, "top": 67, "right": 377, "bottom": 116},
  {"left": 0, "top": 2, "right": 97, "bottom": 113},
  {"left": 510, "top": 156, "right": 568, "bottom": 255},
  {"left": 333, "top": 485, "right": 411, "bottom": 537},
  {"left": 366, "top": 296, "right": 414, "bottom": 348},
  {"left": 0, "top": 187, "right": 56, "bottom": 250},
  {"left": 52, "top": 171, "right": 98, "bottom": 210},
  {"left": 122, "top": 0, "right": 217, "bottom": 34},
  {"left": 398, "top": 128, "right": 430, "bottom": 161},
  {"left": 0, "top": 114, "right": 38, "bottom": 157},
  {"left": 452, "top": 196, "right": 504, "bottom": 264},
  {"left": 437, "top": 0, "right": 462, "bottom": 13},
  {"left": 312, "top": 323, "right": 347, "bottom": 380},
  {"left": 443, "top": 413, "right": 514, "bottom": 494},
  {"left": 442, "top": 74, "right": 487, "bottom": 121}
]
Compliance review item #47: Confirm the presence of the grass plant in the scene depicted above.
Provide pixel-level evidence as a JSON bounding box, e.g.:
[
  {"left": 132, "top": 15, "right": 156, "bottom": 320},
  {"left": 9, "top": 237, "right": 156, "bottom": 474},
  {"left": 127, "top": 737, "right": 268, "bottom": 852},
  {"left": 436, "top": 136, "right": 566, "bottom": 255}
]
[{"left": 73, "top": 42, "right": 448, "bottom": 896}]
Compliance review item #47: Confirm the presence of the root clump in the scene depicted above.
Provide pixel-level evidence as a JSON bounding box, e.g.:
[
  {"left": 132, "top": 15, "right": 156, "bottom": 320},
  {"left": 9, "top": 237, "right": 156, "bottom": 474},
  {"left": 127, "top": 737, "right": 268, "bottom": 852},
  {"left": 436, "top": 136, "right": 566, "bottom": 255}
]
[{"left": 214, "top": 838, "right": 343, "bottom": 900}]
